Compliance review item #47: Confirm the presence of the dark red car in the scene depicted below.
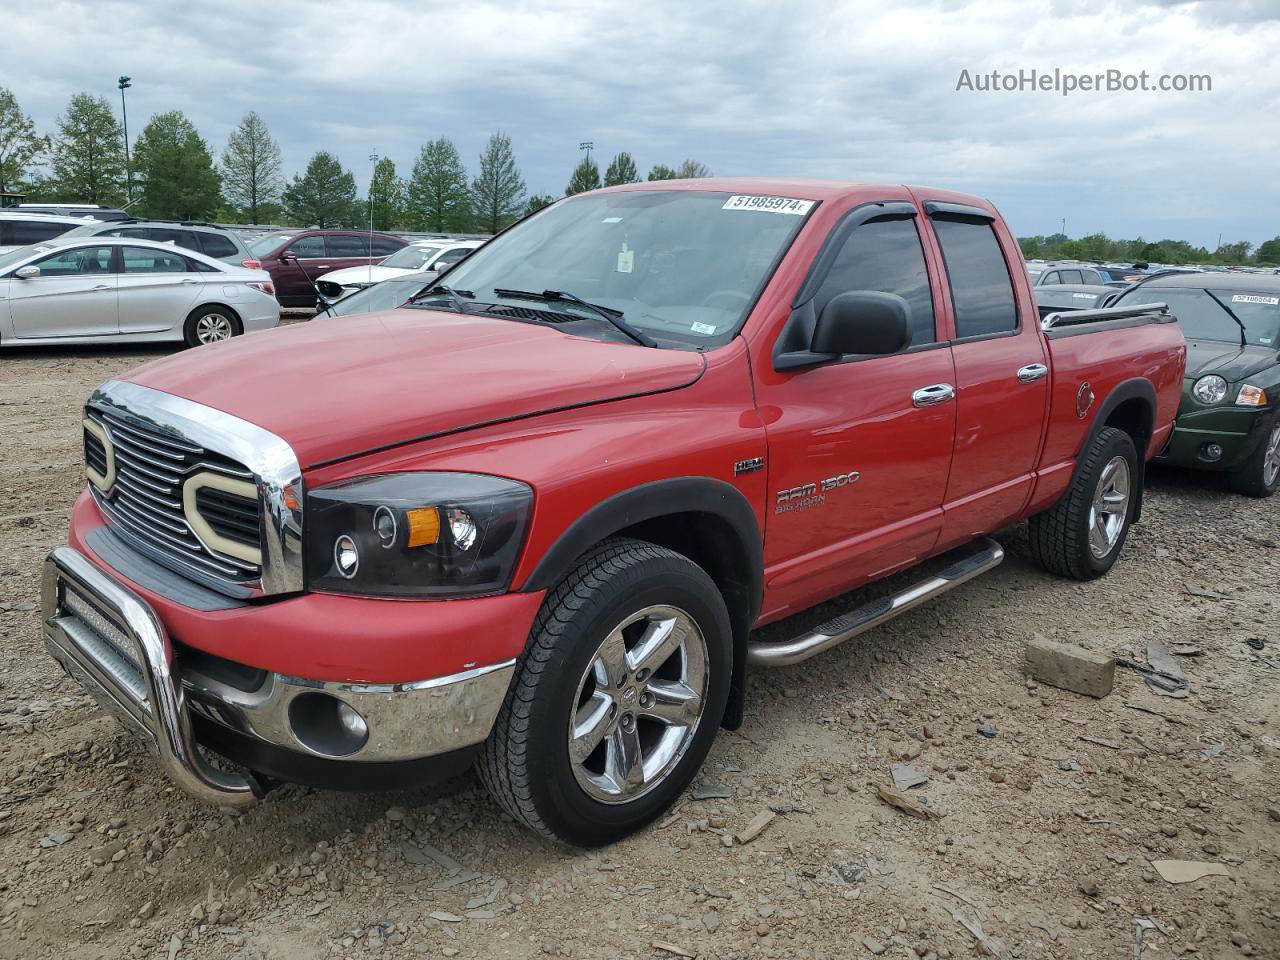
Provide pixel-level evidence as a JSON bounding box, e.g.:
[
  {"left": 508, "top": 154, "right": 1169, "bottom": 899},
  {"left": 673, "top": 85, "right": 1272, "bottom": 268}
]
[{"left": 247, "top": 229, "right": 408, "bottom": 307}]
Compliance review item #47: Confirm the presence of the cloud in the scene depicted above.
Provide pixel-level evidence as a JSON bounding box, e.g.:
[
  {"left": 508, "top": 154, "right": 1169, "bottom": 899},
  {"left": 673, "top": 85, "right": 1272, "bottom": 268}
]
[{"left": 5, "top": 0, "right": 1277, "bottom": 246}]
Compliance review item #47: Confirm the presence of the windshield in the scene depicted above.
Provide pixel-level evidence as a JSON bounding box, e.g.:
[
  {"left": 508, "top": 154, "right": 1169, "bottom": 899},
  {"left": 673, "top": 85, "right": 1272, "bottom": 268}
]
[
  {"left": 1118, "top": 286, "right": 1280, "bottom": 346},
  {"left": 380, "top": 245, "right": 443, "bottom": 270},
  {"left": 439, "top": 190, "right": 814, "bottom": 347},
  {"left": 329, "top": 277, "right": 431, "bottom": 317},
  {"left": 248, "top": 233, "right": 294, "bottom": 255}
]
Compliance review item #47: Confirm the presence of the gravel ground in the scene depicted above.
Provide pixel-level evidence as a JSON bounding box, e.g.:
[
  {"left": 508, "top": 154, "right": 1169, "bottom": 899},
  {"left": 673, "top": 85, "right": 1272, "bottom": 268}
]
[{"left": 1, "top": 342, "right": 1277, "bottom": 960}]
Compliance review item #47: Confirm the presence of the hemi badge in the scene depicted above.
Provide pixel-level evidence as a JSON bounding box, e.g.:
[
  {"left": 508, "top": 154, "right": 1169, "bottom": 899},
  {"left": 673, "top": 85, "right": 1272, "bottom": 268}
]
[{"left": 734, "top": 456, "right": 765, "bottom": 477}]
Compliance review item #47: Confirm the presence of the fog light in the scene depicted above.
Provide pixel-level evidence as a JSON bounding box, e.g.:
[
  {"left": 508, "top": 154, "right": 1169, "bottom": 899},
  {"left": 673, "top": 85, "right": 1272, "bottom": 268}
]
[
  {"left": 337, "top": 701, "right": 368, "bottom": 739},
  {"left": 1202, "top": 443, "right": 1223, "bottom": 461},
  {"left": 334, "top": 535, "right": 359, "bottom": 578}
]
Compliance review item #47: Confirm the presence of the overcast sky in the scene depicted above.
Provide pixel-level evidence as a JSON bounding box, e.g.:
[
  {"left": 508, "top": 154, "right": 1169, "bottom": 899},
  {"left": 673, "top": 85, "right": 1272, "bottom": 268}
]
[{"left": 7, "top": 0, "right": 1278, "bottom": 247}]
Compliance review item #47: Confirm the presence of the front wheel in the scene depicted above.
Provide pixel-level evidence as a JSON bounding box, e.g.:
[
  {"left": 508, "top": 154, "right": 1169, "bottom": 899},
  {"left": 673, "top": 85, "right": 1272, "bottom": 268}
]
[
  {"left": 1229, "top": 416, "right": 1280, "bottom": 498},
  {"left": 478, "top": 538, "right": 731, "bottom": 847},
  {"left": 183, "top": 306, "right": 242, "bottom": 347},
  {"left": 1029, "top": 426, "right": 1138, "bottom": 581}
]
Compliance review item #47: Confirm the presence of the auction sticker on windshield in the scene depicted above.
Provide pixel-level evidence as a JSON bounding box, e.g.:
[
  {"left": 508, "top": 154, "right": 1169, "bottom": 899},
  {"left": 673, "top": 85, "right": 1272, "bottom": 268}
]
[
  {"left": 722, "top": 195, "right": 815, "bottom": 215},
  {"left": 1232, "top": 295, "right": 1279, "bottom": 305}
]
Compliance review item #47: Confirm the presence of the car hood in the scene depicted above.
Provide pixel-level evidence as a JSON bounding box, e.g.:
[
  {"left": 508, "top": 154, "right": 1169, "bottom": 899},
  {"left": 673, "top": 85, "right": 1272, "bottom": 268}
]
[
  {"left": 318, "top": 265, "right": 414, "bottom": 286},
  {"left": 121, "top": 308, "right": 705, "bottom": 468},
  {"left": 1184, "top": 340, "right": 1277, "bottom": 382}
]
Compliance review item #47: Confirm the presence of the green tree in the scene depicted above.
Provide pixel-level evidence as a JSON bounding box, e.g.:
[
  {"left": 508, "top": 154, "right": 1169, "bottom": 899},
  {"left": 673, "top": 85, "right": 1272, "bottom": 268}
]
[
  {"left": 471, "top": 131, "right": 525, "bottom": 234},
  {"left": 675, "top": 159, "right": 712, "bottom": 178},
  {"left": 282, "top": 152, "right": 358, "bottom": 228},
  {"left": 565, "top": 157, "right": 601, "bottom": 196},
  {"left": 407, "top": 137, "right": 471, "bottom": 231},
  {"left": 132, "top": 110, "right": 221, "bottom": 220},
  {"left": 220, "top": 111, "right": 282, "bottom": 224},
  {"left": 0, "top": 87, "right": 44, "bottom": 193},
  {"left": 47, "top": 93, "right": 125, "bottom": 204},
  {"left": 603, "top": 152, "right": 638, "bottom": 186},
  {"left": 368, "top": 156, "right": 406, "bottom": 230},
  {"left": 1257, "top": 237, "right": 1280, "bottom": 265},
  {"left": 524, "top": 194, "right": 556, "bottom": 216},
  {"left": 646, "top": 163, "right": 678, "bottom": 181}
]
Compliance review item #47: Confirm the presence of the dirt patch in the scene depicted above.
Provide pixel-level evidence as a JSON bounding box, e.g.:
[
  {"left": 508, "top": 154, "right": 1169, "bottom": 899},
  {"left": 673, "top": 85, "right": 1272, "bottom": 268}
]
[{"left": 1, "top": 343, "right": 1277, "bottom": 960}]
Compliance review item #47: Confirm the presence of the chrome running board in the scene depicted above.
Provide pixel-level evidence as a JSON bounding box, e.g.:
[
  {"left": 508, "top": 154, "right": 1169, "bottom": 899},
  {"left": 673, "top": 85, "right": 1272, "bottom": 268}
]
[{"left": 746, "top": 537, "right": 1005, "bottom": 668}]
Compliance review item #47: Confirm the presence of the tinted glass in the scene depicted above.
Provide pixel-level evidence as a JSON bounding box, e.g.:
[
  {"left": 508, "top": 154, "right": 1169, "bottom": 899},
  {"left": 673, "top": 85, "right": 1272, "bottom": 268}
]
[
  {"left": 288, "top": 235, "right": 326, "bottom": 258},
  {"left": 121, "top": 246, "right": 191, "bottom": 273},
  {"left": 2, "top": 219, "right": 75, "bottom": 244},
  {"left": 813, "top": 217, "right": 937, "bottom": 346},
  {"left": 370, "top": 235, "right": 405, "bottom": 256},
  {"left": 31, "top": 245, "right": 115, "bottom": 276},
  {"left": 1061, "top": 269, "right": 1084, "bottom": 284},
  {"left": 1116, "top": 286, "right": 1280, "bottom": 347},
  {"left": 146, "top": 227, "right": 200, "bottom": 251},
  {"left": 330, "top": 277, "right": 431, "bottom": 316},
  {"left": 933, "top": 219, "right": 1018, "bottom": 338},
  {"left": 198, "top": 232, "right": 239, "bottom": 258},
  {"left": 327, "top": 234, "right": 370, "bottom": 257}
]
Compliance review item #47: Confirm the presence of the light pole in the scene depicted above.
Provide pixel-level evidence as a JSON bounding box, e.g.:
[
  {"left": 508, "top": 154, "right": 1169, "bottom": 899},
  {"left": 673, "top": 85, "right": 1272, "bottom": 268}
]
[
  {"left": 579, "top": 141, "right": 593, "bottom": 163},
  {"left": 367, "top": 153, "right": 379, "bottom": 282},
  {"left": 118, "top": 76, "right": 132, "bottom": 203}
]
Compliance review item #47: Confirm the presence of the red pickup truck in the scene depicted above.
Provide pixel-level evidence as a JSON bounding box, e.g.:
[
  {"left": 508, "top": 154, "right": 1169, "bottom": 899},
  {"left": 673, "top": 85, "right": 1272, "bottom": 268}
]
[{"left": 43, "top": 179, "right": 1185, "bottom": 846}]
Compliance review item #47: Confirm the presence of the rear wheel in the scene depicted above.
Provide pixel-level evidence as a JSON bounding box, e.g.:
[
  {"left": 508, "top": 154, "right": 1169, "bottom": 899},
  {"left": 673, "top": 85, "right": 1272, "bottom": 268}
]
[
  {"left": 478, "top": 538, "right": 731, "bottom": 847},
  {"left": 183, "top": 305, "right": 242, "bottom": 347},
  {"left": 1228, "top": 416, "right": 1280, "bottom": 498},
  {"left": 1029, "top": 426, "right": 1138, "bottom": 580}
]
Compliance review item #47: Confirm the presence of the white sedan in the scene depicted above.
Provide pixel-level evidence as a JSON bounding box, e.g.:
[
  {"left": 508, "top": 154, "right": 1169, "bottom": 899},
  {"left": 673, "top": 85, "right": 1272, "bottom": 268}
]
[
  {"left": 315, "top": 239, "right": 483, "bottom": 300},
  {"left": 0, "top": 237, "right": 280, "bottom": 349}
]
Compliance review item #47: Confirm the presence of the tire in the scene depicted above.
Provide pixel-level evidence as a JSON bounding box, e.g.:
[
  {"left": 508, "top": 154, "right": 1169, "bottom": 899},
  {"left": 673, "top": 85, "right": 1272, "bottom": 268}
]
[
  {"left": 1228, "top": 415, "right": 1280, "bottom": 498},
  {"left": 1029, "top": 426, "right": 1138, "bottom": 581},
  {"left": 478, "top": 538, "right": 732, "bottom": 847},
  {"left": 183, "top": 305, "right": 242, "bottom": 347}
]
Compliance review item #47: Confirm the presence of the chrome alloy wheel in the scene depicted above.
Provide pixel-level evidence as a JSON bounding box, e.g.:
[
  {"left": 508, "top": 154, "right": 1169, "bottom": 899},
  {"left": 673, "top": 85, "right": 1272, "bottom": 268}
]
[
  {"left": 568, "top": 604, "right": 708, "bottom": 804},
  {"left": 1263, "top": 425, "right": 1280, "bottom": 488},
  {"left": 1088, "top": 455, "right": 1131, "bottom": 558},
  {"left": 195, "top": 313, "right": 234, "bottom": 343}
]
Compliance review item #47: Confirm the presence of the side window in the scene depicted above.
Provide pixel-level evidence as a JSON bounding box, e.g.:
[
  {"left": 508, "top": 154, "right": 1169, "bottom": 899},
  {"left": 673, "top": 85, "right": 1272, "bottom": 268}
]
[
  {"left": 369, "top": 235, "right": 403, "bottom": 256},
  {"left": 812, "top": 217, "right": 937, "bottom": 347},
  {"left": 1061, "top": 269, "right": 1084, "bottom": 284},
  {"left": 287, "top": 235, "right": 325, "bottom": 258},
  {"left": 197, "top": 232, "right": 238, "bottom": 259},
  {"left": 120, "top": 246, "right": 191, "bottom": 273},
  {"left": 31, "top": 245, "right": 115, "bottom": 276},
  {"left": 145, "top": 227, "right": 200, "bottom": 252},
  {"left": 435, "top": 247, "right": 472, "bottom": 267},
  {"left": 1042, "top": 271, "right": 1059, "bottom": 285},
  {"left": 328, "top": 234, "right": 370, "bottom": 257},
  {"left": 932, "top": 219, "right": 1018, "bottom": 339},
  {"left": 7, "top": 220, "right": 75, "bottom": 244}
]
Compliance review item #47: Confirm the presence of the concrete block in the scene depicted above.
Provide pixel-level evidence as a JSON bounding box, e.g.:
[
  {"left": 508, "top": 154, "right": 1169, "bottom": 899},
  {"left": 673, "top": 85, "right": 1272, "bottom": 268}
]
[{"left": 1024, "top": 635, "right": 1114, "bottom": 698}]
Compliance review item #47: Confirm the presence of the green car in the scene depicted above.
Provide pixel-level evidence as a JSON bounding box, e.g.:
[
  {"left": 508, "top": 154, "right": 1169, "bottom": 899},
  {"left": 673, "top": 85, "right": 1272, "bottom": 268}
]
[{"left": 1112, "top": 273, "right": 1280, "bottom": 497}]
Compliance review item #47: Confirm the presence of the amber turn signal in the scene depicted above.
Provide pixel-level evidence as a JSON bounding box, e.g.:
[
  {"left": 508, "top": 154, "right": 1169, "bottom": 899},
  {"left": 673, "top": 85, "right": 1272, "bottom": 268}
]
[{"left": 405, "top": 507, "right": 441, "bottom": 547}]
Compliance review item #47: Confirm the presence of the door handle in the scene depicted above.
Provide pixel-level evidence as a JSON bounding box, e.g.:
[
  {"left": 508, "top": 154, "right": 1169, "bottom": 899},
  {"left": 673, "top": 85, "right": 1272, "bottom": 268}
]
[
  {"left": 314, "top": 265, "right": 331, "bottom": 270},
  {"left": 1016, "top": 363, "right": 1049, "bottom": 383},
  {"left": 181, "top": 278, "right": 198, "bottom": 284},
  {"left": 912, "top": 383, "right": 955, "bottom": 407},
  {"left": 92, "top": 284, "right": 111, "bottom": 291}
]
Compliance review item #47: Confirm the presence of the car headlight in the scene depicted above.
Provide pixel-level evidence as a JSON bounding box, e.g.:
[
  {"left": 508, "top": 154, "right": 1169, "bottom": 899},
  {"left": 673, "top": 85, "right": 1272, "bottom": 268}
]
[
  {"left": 1237, "top": 384, "right": 1267, "bottom": 406},
  {"left": 1192, "top": 375, "right": 1228, "bottom": 405},
  {"left": 305, "top": 472, "right": 532, "bottom": 597}
]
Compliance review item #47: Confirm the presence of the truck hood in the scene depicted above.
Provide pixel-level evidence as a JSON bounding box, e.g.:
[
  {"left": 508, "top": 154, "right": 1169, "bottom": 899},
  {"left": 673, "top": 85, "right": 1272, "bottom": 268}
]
[
  {"left": 122, "top": 308, "right": 705, "bottom": 468},
  {"left": 1184, "top": 340, "right": 1277, "bottom": 382}
]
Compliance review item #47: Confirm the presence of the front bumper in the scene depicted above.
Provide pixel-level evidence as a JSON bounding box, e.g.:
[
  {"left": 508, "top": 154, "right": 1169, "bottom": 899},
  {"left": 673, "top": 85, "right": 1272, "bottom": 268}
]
[
  {"left": 1155, "top": 404, "right": 1274, "bottom": 471},
  {"left": 42, "top": 545, "right": 517, "bottom": 806}
]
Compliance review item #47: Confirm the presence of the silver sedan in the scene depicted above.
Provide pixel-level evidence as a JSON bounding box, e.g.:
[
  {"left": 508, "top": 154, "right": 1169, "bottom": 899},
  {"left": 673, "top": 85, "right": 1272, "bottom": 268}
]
[{"left": 0, "top": 236, "right": 280, "bottom": 349}]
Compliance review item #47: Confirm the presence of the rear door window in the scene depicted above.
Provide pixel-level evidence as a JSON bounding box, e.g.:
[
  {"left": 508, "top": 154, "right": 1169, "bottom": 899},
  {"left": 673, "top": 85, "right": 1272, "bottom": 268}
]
[
  {"left": 812, "top": 216, "right": 938, "bottom": 347},
  {"left": 933, "top": 219, "right": 1019, "bottom": 339},
  {"left": 146, "top": 227, "right": 201, "bottom": 252},
  {"left": 120, "top": 246, "right": 192, "bottom": 273},
  {"left": 198, "top": 232, "right": 239, "bottom": 259},
  {"left": 328, "top": 234, "right": 370, "bottom": 257},
  {"left": 369, "top": 235, "right": 404, "bottom": 256},
  {"left": 1, "top": 219, "right": 77, "bottom": 245}
]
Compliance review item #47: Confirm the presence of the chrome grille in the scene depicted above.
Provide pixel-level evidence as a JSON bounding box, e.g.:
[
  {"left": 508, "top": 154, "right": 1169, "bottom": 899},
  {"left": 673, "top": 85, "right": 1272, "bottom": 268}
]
[{"left": 88, "top": 408, "right": 263, "bottom": 584}]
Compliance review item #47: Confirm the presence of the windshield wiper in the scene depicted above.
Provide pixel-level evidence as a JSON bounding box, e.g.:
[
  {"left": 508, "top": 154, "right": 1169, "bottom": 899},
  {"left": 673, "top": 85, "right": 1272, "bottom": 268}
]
[
  {"left": 407, "top": 283, "right": 475, "bottom": 313},
  {"left": 492, "top": 288, "right": 656, "bottom": 347},
  {"left": 1203, "top": 289, "right": 1249, "bottom": 347}
]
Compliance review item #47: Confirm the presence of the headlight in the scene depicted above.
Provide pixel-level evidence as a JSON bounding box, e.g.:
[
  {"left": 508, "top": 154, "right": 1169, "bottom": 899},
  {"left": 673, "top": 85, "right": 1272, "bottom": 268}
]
[
  {"left": 305, "top": 472, "right": 532, "bottom": 597},
  {"left": 1237, "top": 384, "right": 1267, "bottom": 406},
  {"left": 1193, "top": 375, "right": 1228, "bottom": 405}
]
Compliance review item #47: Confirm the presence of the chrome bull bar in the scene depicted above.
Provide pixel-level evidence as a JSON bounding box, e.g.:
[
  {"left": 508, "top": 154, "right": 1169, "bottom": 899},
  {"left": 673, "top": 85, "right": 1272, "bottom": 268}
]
[{"left": 42, "top": 545, "right": 259, "bottom": 807}]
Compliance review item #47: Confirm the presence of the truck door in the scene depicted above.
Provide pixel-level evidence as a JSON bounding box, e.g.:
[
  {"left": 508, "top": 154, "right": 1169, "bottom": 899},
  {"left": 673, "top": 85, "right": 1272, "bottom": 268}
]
[
  {"left": 756, "top": 202, "right": 957, "bottom": 619},
  {"left": 921, "top": 203, "right": 1050, "bottom": 544}
]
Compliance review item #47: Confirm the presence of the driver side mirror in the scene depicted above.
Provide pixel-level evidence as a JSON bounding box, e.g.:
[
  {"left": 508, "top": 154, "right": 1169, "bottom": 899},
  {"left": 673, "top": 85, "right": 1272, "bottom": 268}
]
[
  {"left": 811, "top": 291, "right": 910, "bottom": 356},
  {"left": 15, "top": 265, "right": 40, "bottom": 279}
]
